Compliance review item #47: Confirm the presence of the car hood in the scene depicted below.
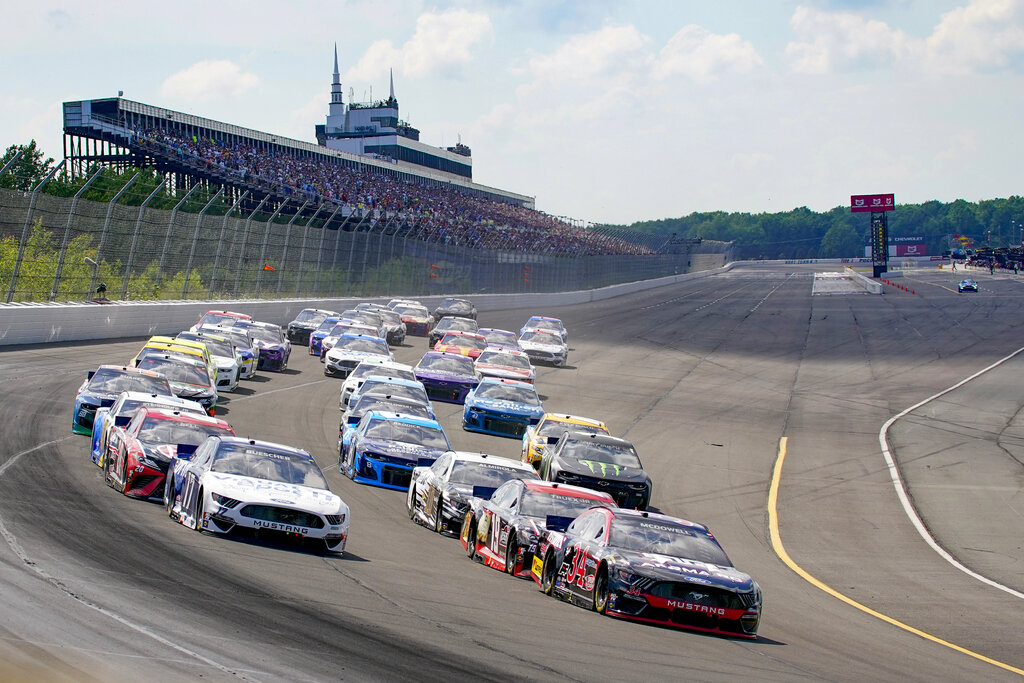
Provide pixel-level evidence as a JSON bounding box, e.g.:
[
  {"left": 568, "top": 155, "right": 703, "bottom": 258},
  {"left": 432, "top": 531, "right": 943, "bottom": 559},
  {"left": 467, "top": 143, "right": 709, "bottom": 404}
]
[
  {"left": 476, "top": 365, "right": 532, "bottom": 381},
  {"left": 358, "top": 438, "right": 447, "bottom": 464},
  {"left": 203, "top": 472, "right": 346, "bottom": 514},
  {"left": 327, "top": 349, "right": 390, "bottom": 363},
  {"left": 562, "top": 458, "right": 647, "bottom": 482},
  {"left": 467, "top": 396, "right": 543, "bottom": 417},
  {"left": 416, "top": 368, "right": 477, "bottom": 383},
  {"left": 613, "top": 551, "right": 756, "bottom": 592},
  {"left": 169, "top": 382, "right": 215, "bottom": 399},
  {"left": 519, "top": 339, "right": 565, "bottom": 352}
]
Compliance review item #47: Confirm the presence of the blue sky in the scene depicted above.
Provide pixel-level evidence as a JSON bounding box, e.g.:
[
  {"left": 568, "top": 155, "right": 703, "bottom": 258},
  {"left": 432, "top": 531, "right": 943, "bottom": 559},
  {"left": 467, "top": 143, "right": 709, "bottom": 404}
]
[{"left": 3, "top": 1, "right": 1022, "bottom": 224}]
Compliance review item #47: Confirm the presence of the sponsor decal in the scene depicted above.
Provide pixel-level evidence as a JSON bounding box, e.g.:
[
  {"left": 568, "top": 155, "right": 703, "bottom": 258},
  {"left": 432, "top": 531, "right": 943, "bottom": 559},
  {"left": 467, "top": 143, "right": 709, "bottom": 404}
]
[
  {"left": 666, "top": 599, "right": 726, "bottom": 616},
  {"left": 532, "top": 555, "right": 544, "bottom": 576},
  {"left": 584, "top": 575, "right": 595, "bottom": 591},
  {"left": 639, "top": 522, "right": 689, "bottom": 534},
  {"left": 252, "top": 520, "right": 309, "bottom": 535},
  {"left": 578, "top": 460, "right": 622, "bottom": 476}
]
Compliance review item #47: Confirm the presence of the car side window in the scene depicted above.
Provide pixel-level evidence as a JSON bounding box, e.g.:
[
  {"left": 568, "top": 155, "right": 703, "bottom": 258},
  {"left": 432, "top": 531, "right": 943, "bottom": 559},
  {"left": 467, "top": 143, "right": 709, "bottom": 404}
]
[
  {"left": 431, "top": 453, "right": 450, "bottom": 475},
  {"left": 490, "top": 481, "right": 517, "bottom": 508}
]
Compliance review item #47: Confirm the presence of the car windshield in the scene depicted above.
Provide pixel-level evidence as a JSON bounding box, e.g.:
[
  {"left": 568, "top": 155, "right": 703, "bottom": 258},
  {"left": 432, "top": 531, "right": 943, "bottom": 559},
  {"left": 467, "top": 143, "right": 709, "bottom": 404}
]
[
  {"left": 418, "top": 355, "right": 475, "bottom": 374},
  {"left": 482, "top": 330, "right": 517, "bottom": 346},
  {"left": 352, "top": 399, "right": 432, "bottom": 421},
  {"left": 539, "top": 420, "right": 605, "bottom": 437},
  {"left": 562, "top": 440, "right": 641, "bottom": 468},
  {"left": 137, "top": 417, "right": 231, "bottom": 445},
  {"left": 212, "top": 444, "right": 330, "bottom": 489},
  {"left": 449, "top": 461, "right": 532, "bottom": 487},
  {"left": 88, "top": 370, "right": 170, "bottom": 395},
  {"left": 360, "top": 380, "right": 427, "bottom": 403},
  {"left": 441, "top": 334, "right": 486, "bottom": 349},
  {"left": 295, "top": 309, "right": 327, "bottom": 323},
  {"left": 396, "top": 305, "right": 429, "bottom": 318},
  {"left": 179, "top": 336, "right": 232, "bottom": 359},
  {"left": 244, "top": 326, "right": 283, "bottom": 344},
  {"left": 199, "top": 313, "right": 245, "bottom": 327},
  {"left": 337, "top": 337, "right": 389, "bottom": 354},
  {"left": 315, "top": 319, "right": 339, "bottom": 333},
  {"left": 436, "top": 317, "right": 476, "bottom": 333},
  {"left": 474, "top": 383, "right": 539, "bottom": 405},
  {"left": 212, "top": 328, "right": 253, "bottom": 349},
  {"left": 477, "top": 351, "right": 531, "bottom": 369},
  {"left": 520, "top": 331, "right": 561, "bottom": 344},
  {"left": 364, "top": 418, "right": 449, "bottom": 449},
  {"left": 529, "top": 319, "right": 563, "bottom": 332},
  {"left": 608, "top": 518, "right": 732, "bottom": 566},
  {"left": 378, "top": 310, "right": 401, "bottom": 325},
  {"left": 441, "top": 300, "right": 472, "bottom": 313},
  {"left": 342, "top": 311, "right": 381, "bottom": 326},
  {"left": 348, "top": 363, "right": 386, "bottom": 381},
  {"left": 520, "top": 491, "right": 608, "bottom": 520},
  {"left": 137, "top": 358, "right": 211, "bottom": 387}
]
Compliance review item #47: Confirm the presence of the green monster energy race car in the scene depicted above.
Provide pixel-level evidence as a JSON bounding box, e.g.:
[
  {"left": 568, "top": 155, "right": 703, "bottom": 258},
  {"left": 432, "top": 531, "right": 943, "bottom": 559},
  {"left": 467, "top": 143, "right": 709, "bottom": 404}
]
[{"left": 538, "top": 431, "right": 652, "bottom": 510}]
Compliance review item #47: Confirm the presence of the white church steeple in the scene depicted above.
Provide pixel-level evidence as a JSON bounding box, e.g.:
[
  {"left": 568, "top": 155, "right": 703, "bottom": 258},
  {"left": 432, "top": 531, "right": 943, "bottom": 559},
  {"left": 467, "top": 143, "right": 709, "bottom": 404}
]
[{"left": 326, "top": 43, "right": 346, "bottom": 133}]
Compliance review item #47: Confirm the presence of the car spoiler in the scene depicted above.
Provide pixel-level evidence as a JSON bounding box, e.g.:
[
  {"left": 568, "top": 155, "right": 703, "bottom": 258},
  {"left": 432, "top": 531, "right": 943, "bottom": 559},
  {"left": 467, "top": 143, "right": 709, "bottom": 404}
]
[
  {"left": 472, "top": 485, "right": 498, "bottom": 500},
  {"left": 114, "top": 415, "right": 131, "bottom": 427},
  {"left": 545, "top": 515, "right": 575, "bottom": 532},
  {"left": 176, "top": 444, "right": 199, "bottom": 460}
]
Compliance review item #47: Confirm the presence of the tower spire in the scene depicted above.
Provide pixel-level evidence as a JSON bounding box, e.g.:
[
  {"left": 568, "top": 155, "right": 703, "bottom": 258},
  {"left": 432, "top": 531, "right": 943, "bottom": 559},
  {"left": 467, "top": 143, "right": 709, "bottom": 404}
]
[
  {"left": 388, "top": 68, "right": 396, "bottom": 104},
  {"left": 330, "top": 43, "right": 343, "bottom": 107}
]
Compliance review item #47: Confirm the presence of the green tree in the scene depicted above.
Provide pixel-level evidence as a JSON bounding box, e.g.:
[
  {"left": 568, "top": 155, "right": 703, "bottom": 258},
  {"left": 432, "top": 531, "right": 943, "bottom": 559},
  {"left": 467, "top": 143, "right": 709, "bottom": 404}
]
[
  {"left": 819, "top": 222, "right": 862, "bottom": 258},
  {"left": 0, "top": 141, "right": 55, "bottom": 191}
]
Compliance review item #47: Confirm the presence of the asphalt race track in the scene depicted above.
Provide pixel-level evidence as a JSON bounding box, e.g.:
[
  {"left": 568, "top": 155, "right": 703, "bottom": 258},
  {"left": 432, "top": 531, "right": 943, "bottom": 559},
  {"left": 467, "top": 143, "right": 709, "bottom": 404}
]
[{"left": 2, "top": 261, "right": 1022, "bottom": 682}]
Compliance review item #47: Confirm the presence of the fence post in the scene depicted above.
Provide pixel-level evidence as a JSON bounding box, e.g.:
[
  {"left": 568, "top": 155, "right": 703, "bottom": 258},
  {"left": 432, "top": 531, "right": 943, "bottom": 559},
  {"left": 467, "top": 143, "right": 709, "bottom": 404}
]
[
  {"left": 50, "top": 166, "right": 104, "bottom": 301},
  {"left": 313, "top": 204, "right": 342, "bottom": 297},
  {"left": 120, "top": 177, "right": 168, "bottom": 300},
  {"left": 207, "top": 190, "right": 249, "bottom": 297},
  {"left": 157, "top": 182, "right": 200, "bottom": 286},
  {"left": 255, "top": 199, "right": 289, "bottom": 298},
  {"left": 233, "top": 195, "right": 270, "bottom": 298},
  {"left": 181, "top": 188, "right": 224, "bottom": 299},
  {"left": 0, "top": 150, "right": 24, "bottom": 179},
  {"left": 295, "top": 203, "right": 324, "bottom": 297},
  {"left": 89, "top": 173, "right": 140, "bottom": 297},
  {"left": 6, "top": 159, "right": 66, "bottom": 303},
  {"left": 276, "top": 199, "right": 309, "bottom": 298}
]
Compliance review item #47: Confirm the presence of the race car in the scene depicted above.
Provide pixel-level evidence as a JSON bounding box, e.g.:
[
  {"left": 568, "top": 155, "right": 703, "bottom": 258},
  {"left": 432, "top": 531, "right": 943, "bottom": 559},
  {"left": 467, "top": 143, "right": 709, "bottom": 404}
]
[
  {"left": 520, "top": 316, "right": 567, "bottom": 343},
  {"left": 340, "top": 410, "right": 451, "bottom": 490},
  {"left": 958, "top": 278, "right": 978, "bottom": 292},
  {"left": 339, "top": 360, "right": 416, "bottom": 409},
  {"left": 539, "top": 431, "right": 652, "bottom": 510},
  {"left": 393, "top": 303, "right": 432, "bottom": 337},
  {"left": 427, "top": 316, "right": 478, "bottom": 348},
  {"left": 308, "top": 316, "right": 342, "bottom": 356},
  {"left": 407, "top": 451, "right": 539, "bottom": 536},
  {"left": 388, "top": 298, "right": 422, "bottom": 310},
  {"left": 232, "top": 321, "right": 291, "bottom": 371},
  {"left": 176, "top": 331, "right": 241, "bottom": 393},
  {"left": 165, "top": 436, "right": 350, "bottom": 554},
  {"left": 432, "top": 297, "right": 477, "bottom": 322},
  {"left": 376, "top": 309, "right": 407, "bottom": 346},
  {"left": 324, "top": 334, "right": 393, "bottom": 378},
  {"left": 135, "top": 354, "right": 219, "bottom": 415},
  {"left": 534, "top": 507, "right": 762, "bottom": 638},
  {"left": 475, "top": 347, "right": 535, "bottom": 384},
  {"left": 319, "top": 321, "right": 380, "bottom": 360},
  {"left": 132, "top": 339, "right": 214, "bottom": 385},
  {"left": 190, "top": 310, "right": 252, "bottom": 332},
  {"left": 104, "top": 407, "right": 234, "bottom": 500},
  {"left": 344, "top": 375, "right": 429, "bottom": 420},
  {"left": 72, "top": 365, "right": 172, "bottom": 435},
  {"left": 415, "top": 351, "right": 480, "bottom": 404},
  {"left": 199, "top": 325, "right": 258, "bottom": 379},
  {"left": 521, "top": 413, "right": 609, "bottom": 469},
  {"left": 434, "top": 331, "right": 488, "bottom": 359},
  {"left": 518, "top": 329, "right": 568, "bottom": 368},
  {"left": 90, "top": 391, "right": 206, "bottom": 467},
  {"left": 463, "top": 378, "right": 545, "bottom": 438},
  {"left": 339, "top": 393, "right": 438, "bottom": 457},
  {"left": 286, "top": 308, "right": 339, "bottom": 345},
  {"left": 478, "top": 328, "right": 520, "bottom": 351},
  {"left": 337, "top": 309, "right": 386, "bottom": 339},
  {"left": 460, "top": 479, "right": 615, "bottom": 578}
]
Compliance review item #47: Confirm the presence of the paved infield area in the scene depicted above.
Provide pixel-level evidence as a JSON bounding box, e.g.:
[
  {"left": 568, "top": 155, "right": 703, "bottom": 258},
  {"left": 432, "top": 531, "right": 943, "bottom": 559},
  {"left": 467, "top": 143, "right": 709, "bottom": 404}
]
[{"left": 1, "top": 261, "right": 1022, "bottom": 681}]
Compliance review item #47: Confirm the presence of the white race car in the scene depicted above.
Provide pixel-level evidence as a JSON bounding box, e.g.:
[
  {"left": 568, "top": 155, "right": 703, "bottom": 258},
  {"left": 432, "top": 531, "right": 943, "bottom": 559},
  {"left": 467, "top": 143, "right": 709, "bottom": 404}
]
[
  {"left": 339, "top": 359, "right": 416, "bottom": 410},
  {"left": 517, "top": 329, "right": 568, "bottom": 367},
  {"left": 324, "top": 334, "right": 394, "bottom": 378},
  {"left": 165, "top": 436, "right": 350, "bottom": 554}
]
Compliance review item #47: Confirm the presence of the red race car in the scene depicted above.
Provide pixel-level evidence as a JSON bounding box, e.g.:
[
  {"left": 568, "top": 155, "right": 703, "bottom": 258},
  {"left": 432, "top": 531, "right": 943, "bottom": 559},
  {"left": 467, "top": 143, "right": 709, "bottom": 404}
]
[{"left": 434, "top": 331, "right": 488, "bottom": 359}]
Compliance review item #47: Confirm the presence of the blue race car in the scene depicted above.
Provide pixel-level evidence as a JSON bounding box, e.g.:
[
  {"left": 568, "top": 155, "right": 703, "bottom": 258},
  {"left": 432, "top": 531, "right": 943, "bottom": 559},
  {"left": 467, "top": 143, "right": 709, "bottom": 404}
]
[
  {"left": 340, "top": 411, "right": 451, "bottom": 490},
  {"left": 72, "top": 365, "right": 172, "bottom": 435},
  {"left": 958, "top": 278, "right": 978, "bottom": 292},
  {"left": 462, "top": 377, "right": 545, "bottom": 438},
  {"left": 308, "top": 316, "right": 341, "bottom": 356}
]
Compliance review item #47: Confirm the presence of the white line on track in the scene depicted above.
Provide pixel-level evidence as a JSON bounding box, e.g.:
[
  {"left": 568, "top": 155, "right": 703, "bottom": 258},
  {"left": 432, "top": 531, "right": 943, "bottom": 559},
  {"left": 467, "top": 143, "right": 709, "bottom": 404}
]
[
  {"left": 0, "top": 436, "right": 261, "bottom": 680},
  {"left": 879, "top": 346, "right": 1024, "bottom": 601}
]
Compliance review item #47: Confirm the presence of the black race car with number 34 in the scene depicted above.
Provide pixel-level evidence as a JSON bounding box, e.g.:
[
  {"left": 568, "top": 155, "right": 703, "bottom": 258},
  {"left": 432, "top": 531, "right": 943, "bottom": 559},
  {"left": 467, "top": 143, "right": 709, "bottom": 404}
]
[{"left": 534, "top": 506, "right": 762, "bottom": 638}]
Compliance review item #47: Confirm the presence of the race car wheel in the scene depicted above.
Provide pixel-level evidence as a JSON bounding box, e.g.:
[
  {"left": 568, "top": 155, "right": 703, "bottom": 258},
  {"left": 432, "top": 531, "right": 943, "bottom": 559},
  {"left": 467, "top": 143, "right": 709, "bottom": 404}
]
[
  {"left": 540, "top": 552, "right": 557, "bottom": 595},
  {"left": 433, "top": 498, "right": 444, "bottom": 533},
  {"left": 505, "top": 539, "right": 518, "bottom": 575},
  {"left": 194, "top": 488, "right": 205, "bottom": 532},
  {"left": 164, "top": 472, "right": 175, "bottom": 517},
  {"left": 118, "top": 455, "right": 129, "bottom": 494},
  {"left": 464, "top": 519, "right": 478, "bottom": 559},
  {"left": 593, "top": 566, "right": 609, "bottom": 614}
]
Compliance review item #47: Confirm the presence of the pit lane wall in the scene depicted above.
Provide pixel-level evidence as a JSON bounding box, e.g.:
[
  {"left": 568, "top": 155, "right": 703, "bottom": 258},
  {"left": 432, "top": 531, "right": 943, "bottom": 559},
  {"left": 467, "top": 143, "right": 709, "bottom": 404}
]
[{"left": 0, "top": 262, "right": 734, "bottom": 346}]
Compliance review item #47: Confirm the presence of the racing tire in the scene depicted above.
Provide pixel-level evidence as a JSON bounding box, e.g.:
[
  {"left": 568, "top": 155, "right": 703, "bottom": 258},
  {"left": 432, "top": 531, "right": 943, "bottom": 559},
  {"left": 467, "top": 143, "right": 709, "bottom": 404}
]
[
  {"left": 433, "top": 498, "right": 444, "bottom": 534},
  {"left": 118, "top": 455, "right": 129, "bottom": 495},
  {"left": 164, "top": 472, "right": 175, "bottom": 518},
  {"left": 464, "top": 519, "right": 478, "bottom": 560},
  {"left": 505, "top": 539, "right": 518, "bottom": 575},
  {"left": 194, "top": 488, "right": 205, "bottom": 533},
  {"left": 593, "top": 566, "right": 609, "bottom": 614},
  {"left": 540, "top": 551, "right": 557, "bottom": 595}
]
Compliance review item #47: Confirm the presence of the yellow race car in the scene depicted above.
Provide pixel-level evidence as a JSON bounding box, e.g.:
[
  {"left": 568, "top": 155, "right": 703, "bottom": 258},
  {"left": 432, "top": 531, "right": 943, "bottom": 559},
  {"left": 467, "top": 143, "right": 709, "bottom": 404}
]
[{"left": 520, "top": 413, "right": 608, "bottom": 469}]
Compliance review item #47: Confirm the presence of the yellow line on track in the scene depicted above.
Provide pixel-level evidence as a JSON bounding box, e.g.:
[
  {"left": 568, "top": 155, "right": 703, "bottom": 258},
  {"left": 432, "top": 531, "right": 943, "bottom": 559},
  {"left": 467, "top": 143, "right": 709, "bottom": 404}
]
[{"left": 768, "top": 436, "right": 1024, "bottom": 677}]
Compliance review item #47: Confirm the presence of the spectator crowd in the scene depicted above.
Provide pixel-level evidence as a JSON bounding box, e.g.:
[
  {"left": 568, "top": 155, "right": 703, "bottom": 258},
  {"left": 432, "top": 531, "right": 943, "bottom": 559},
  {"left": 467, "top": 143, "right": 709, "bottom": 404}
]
[{"left": 134, "top": 127, "right": 653, "bottom": 256}]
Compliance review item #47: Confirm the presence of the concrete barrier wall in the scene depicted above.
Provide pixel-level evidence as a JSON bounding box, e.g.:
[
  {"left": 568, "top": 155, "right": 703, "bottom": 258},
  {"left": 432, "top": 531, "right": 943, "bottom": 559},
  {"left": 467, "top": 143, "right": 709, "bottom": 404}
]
[
  {"left": 843, "top": 267, "right": 883, "bottom": 294},
  {"left": 0, "top": 262, "right": 734, "bottom": 346}
]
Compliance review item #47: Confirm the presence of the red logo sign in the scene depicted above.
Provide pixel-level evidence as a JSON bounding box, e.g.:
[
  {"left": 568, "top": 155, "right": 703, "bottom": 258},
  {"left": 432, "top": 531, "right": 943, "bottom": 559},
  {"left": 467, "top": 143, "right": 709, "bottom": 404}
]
[{"left": 851, "top": 193, "right": 895, "bottom": 213}]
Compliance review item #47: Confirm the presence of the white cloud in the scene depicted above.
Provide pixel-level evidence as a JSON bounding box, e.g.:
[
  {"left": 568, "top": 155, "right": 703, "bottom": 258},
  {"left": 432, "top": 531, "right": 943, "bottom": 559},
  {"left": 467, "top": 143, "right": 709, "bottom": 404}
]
[
  {"left": 159, "top": 60, "right": 259, "bottom": 101},
  {"left": 345, "top": 9, "right": 493, "bottom": 82},
  {"left": 731, "top": 152, "right": 774, "bottom": 171},
  {"left": 655, "top": 25, "right": 763, "bottom": 84},
  {"left": 926, "top": 0, "right": 1024, "bottom": 74},
  {"left": 785, "top": 6, "right": 916, "bottom": 74}
]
